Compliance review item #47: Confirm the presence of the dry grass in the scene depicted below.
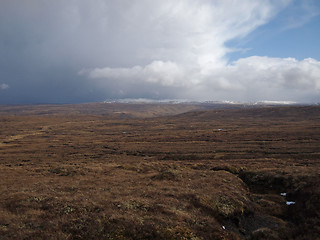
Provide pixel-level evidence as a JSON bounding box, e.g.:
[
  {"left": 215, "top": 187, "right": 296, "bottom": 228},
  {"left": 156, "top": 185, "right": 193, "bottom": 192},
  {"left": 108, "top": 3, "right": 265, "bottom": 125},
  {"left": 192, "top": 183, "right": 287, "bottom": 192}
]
[{"left": 0, "top": 104, "right": 319, "bottom": 239}]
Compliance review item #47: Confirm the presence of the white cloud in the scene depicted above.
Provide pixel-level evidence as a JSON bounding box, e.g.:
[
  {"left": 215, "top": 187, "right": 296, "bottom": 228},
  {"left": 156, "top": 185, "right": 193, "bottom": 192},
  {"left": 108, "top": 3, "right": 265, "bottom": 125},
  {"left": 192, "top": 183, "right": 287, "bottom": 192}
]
[
  {"left": 228, "top": 57, "right": 320, "bottom": 91},
  {"left": 80, "top": 1, "right": 320, "bottom": 102},
  {"left": 85, "top": 56, "right": 320, "bottom": 102},
  {"left": 84, "top": 0, "right": 320, "bottom": 102},
  {"left": 0, "top": 84, "right": 9, "bottom": 90},
  {"left": 68, "top": 0, "right": 290, "bottom": 69},
  {"left": 205, "top": 57, "right": 320, "bottom": 101},
  {"left": 86, "top": 61, "right": 186, "bottom": 87}
]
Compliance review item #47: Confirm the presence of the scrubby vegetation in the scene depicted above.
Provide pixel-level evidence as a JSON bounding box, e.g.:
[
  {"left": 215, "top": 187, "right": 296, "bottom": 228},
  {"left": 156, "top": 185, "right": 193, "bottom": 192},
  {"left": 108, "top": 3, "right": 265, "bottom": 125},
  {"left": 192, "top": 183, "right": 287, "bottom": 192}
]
[{"left": 0, "top": 104, "right": 319, "bottom": 239}]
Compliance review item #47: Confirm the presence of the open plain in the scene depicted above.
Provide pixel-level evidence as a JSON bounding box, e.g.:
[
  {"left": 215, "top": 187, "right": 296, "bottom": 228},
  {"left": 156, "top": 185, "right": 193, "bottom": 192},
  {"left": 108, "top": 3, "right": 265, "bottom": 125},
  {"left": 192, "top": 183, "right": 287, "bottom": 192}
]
[{"left": 0, "top": 103, "right": 319, "bottom": 239}]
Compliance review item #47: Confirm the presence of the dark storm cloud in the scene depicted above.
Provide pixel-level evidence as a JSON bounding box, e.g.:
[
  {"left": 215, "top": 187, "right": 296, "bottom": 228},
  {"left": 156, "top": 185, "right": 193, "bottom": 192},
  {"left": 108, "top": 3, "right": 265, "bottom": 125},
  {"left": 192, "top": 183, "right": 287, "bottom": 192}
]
[{"left": 0, "top": 0, "right": 138, "bottom": 103}]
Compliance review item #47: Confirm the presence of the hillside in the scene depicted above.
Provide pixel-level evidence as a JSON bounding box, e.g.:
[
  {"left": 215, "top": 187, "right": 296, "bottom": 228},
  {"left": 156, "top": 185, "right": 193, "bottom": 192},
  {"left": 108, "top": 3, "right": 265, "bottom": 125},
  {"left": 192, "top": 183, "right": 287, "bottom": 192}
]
[{"left": 0, "top": 104, "right": 319, "bottom": 239}]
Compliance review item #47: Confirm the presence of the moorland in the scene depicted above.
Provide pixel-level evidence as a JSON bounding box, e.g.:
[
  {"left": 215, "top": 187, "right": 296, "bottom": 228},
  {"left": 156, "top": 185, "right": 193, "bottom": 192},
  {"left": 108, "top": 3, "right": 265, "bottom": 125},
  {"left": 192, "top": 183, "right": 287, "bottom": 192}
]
[{"left": 0, "top": 103, "right": 319, "bottom": 239}]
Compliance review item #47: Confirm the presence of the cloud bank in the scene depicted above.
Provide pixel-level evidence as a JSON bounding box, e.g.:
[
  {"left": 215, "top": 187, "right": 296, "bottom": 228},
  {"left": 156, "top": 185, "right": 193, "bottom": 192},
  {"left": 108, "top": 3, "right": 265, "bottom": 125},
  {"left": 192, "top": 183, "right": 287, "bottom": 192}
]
[
  {"left": 0, "top": 0, "right": 319, "bottom": 103},
  {"left": 83, "top": 57, "right": 320, "bottom": 102},
  {"left": 79, "top": 0, "right": 320, "bottom": 102}
]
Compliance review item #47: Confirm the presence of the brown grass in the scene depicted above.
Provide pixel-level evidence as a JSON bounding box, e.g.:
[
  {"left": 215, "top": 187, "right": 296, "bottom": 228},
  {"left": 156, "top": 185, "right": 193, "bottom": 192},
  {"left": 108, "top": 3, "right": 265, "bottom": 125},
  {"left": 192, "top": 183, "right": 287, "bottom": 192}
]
[{"left": 0, "top": 104, "right": 319, "bottom": 239}]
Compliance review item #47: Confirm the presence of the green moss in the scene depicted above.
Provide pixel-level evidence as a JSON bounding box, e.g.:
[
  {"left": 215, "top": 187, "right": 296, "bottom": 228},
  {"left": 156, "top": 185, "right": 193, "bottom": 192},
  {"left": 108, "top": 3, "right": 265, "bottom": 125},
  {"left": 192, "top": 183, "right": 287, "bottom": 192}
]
[{"left": 200, "top": 195, "right": 245, "bottom": 218}]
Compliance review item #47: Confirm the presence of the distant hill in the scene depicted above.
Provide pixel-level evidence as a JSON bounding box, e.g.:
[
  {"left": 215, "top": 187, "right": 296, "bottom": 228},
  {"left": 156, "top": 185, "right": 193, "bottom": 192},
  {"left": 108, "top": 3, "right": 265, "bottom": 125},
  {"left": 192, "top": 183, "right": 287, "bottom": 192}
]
[
  {"left": 1, "top": 102, "right": 314, "bottom": 118},
  {"left": 0, "top": 102, "right": 248, "bottom": 118}
]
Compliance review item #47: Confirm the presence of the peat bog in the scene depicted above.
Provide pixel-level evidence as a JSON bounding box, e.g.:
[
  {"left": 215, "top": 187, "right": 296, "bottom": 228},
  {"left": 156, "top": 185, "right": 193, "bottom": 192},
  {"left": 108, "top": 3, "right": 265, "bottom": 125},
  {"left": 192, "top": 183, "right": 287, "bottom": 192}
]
[{"left": 0, "top": 103, "right": 319, "bottom": 239}]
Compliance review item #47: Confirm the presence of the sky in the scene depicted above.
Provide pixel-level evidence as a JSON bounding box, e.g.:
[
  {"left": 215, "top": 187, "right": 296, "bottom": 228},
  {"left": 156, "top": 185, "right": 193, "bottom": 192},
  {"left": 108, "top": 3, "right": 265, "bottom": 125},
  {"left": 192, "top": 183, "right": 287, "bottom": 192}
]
[{"left": 0, "top": 0, "right": 320, "bottom": 104}]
